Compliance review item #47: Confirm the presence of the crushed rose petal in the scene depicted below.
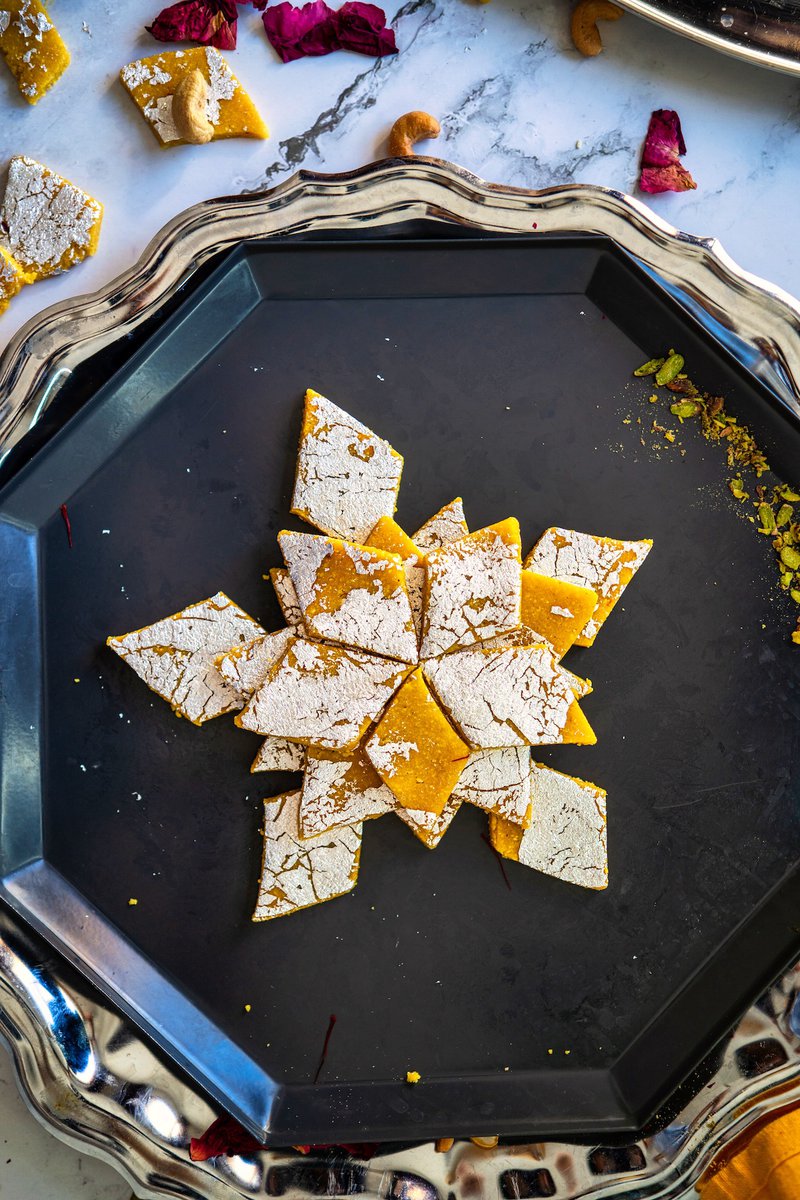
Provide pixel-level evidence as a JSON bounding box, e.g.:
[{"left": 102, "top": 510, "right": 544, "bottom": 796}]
[
  {"left": 189, "top": 1115, "right": 264, "bottom": 1161},
  {"left": 638, "top": 109, "right": 697, "bottom": 195},
  {"left": 261, "top": 0, "right": 397, "bottom": 63},
  {"left": 189, "top": 1114, "right": 380, "bottom": 1161},
  {"left": 146, "top": 0, "right": 240, "bottom": 49}
]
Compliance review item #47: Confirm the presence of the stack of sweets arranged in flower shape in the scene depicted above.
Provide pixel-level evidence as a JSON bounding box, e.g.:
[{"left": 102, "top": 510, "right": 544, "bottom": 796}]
[{"left": 108, "top": 388, "right": 652, "bottom": 920}]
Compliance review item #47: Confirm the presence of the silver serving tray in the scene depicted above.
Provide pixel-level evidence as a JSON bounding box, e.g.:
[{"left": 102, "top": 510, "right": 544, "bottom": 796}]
[
  {"left": 617, "top": 0, "right": 800, "bottom": 76},
  {"left": 2, "top": 159, "right": 800, "bottom": 1197}
]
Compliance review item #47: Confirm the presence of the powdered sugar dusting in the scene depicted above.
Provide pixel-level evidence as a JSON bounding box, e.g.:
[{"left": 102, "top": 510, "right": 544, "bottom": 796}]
[
  {"left": 364, "top": 738, "right": 417, "bottom": 776},
  {"left": 216, "top": 627, "right": 294, "bottom": 702},
  {"left": 251, "top": 737, "right": 305, "bottom": 773},
  {"left": 424, "top": 644, "right": 575, "bottom": 749},
  {"left": 453, "top": 747, "right": 531, "bottom": 824},
  {"left": 270, "top": 567, "right": 307, "bottom": 632},
  {"left": 300, "top": 750, "right": 395, "bottom": 837},
  {"left": 279, "top": 531, "right": 418, "bottom": 663},
  {"left": 396, "top": 794, "right": 462, "bottom": 848},
  {"left": 237, "top": 637, "right": 409, "bottom": 751},
  {"left": 412, "top": 498, "right": 468, "bottom": 552}
]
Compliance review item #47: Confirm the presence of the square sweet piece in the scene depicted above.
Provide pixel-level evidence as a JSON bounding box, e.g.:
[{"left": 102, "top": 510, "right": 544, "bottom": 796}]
[
  {"left": 367, "top": 515, "right": 426, "bottom": 638},
  {"left": 300, "top": 747, "right": 395, "bottom": 838},
  {"left": 279, "top": 531, "right": 418, "bottom": 664},
  {"left": 452, "top": 747, "right": 532, "bottom": 826},
  {"left": 107, "top": 592, "right": 265, "bottom": 725},
  {"left": 490, "top": 764, "right": 608, "bottom": 890},
  {"left": 525, "top": 528, "right": 652, "bottom": 647},
  {"left": 364, "top": 668, "right": 470, "bottom": 815},
  {"left": 120, "top": 47, "right": 267, "bottom": 146},
  {"left": 396, "top": 794, "right": 462, "bottom": 849},
  {"left": 1, "top": 156, "right": 103, "bottom": 281},
  {"left": 420, "top": 518, "right": 522, "bottom": 658},
  {"left": 291, "top": 390, "right": 404, "bottom": 543},
  {"left": 0, "top": 245, "right": 30, "bottom": 314},
  {"left": 424, "top": 644, "right": 578, "bottom": 749},
  {"left": 216, "top": 628, "right": 294, "bottom": 702},
  {"left": 236, "top": 637, "right": 410, "bottom": 753},
  {"left": 269, "top": 567, "right": 306, "bottom": 633},
  {"left": 251, "top": 737, "right": 305, "bottom": 773},
  {"left": 253, "top": 791, "right": 362, "bottom": 921},
  {"left": 412, "top": 498, "right": 468, "bottom": 552},
  {"left": 0, "top": 0, "right": 70, "bottom": 104}
]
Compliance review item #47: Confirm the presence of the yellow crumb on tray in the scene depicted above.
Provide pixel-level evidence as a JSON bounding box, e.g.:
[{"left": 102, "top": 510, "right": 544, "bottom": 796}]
[
  {"left": 120, "top": 47, "right": 268, "bottom": 146},
  {"left": 0, "top": 0, "right": 70, "bottom": 104},
  {"left": 1, "top": 157, "right": 103, "bottom": 283},
  {"left": 406, "top": 1070, "right": 421, "bottom": 1084}
]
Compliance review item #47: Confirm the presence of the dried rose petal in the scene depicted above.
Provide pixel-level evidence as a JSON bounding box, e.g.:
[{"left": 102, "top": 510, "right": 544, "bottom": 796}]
[
  {"left": 147, "top": 0, "right": 239, "bottom": 49},
  {"left": 261, "top": 0, "right": 397, "bottom": 62},
  {"left": 639, "top": 163, "right": 697, "bottom": 194},
  {"left": 189, "top": 1115, "right": 264, "bottom": 1161},
  {"left": 336, "top": 2, "right": 397, "bottom": 56},
  {"left": 638, "top": 109, "right": 696, "bottom": 194},
  {"left": 262, "top": 1, "right": 339, "bottom": 61}
]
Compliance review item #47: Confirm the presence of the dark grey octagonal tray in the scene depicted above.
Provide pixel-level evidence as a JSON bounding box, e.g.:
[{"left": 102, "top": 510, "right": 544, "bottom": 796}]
[{"left": 1, "top": 162, "right": 799, "bottom": 1149}]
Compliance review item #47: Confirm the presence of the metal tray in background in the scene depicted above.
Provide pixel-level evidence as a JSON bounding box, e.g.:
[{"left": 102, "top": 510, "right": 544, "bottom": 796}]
[
  {"left": 618, "top": 0, "right": 800, "bottom": 77},
  {"left": 1, "top": 162, "right": 800, "bottom": 1158}
]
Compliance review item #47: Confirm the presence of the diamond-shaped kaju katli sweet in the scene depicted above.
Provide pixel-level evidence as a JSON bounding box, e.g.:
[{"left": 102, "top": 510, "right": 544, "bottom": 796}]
[{"left": 108, "top": 388, "right": 652, "bottom": 919}]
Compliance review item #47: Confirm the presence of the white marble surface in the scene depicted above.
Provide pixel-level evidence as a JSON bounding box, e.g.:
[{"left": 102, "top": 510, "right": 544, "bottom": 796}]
[{"left": 0, "top": 0, "right": 797, "bottom": 1194}]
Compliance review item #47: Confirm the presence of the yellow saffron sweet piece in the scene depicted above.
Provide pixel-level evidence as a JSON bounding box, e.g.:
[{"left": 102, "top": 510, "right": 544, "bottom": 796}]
[
  {"left": 279, "top": 530, "right": 418, "bottom": 664},
  {"left": 0, "top": 245, "right": 30, "bottom": 315},
  {"left": 0, "top": 0, "right": 70, "bottom": 104},
  {"left": 406, "top": 1070, "right": 421, "bottom": 1084},
  {"left": 299, "top": 746, "right": 395, "bottom": 837},
  {"left": 1, "top": 157, "right": 103, "bottom": 282},
  {"left": 518, "top": 571, "right": 598, "bottom": 658},
  {"left": 119, "top": 47, "right": 268, "bottom": 146},
  {"left": 107, "top": 592, "right": 265, "bottom": 725},
  {"left": 421, "top": 518, "right": 522, "bottom": 658},
  {"left": 366, "top": 516, "right": 426, "bottom": 640},
  {"left": 291, "top": 389, "right": 404, "bottom": 544},
  {"left": 561, "top": 699, "right": 597, "bottom": 745},
  {"left": 411, "top": 497, "right": 468, "bottom": 551},
  {"left": 490, "top": 764, "right": 608, "bottom": 890},
  {"left": 236, "top": 637, "right": 411, "bottom": 754},
  {"left": 365, "top": 668, "right": 470, "bottom": 814},
  {"left": 253, "top": 791, "right": 362, "bottom": 922},
  {"left": 396, "top": 794, "right": 462, "bottom": 849},
  {"left": 367, "top": 516, "right": 419, "bottom": 561}
]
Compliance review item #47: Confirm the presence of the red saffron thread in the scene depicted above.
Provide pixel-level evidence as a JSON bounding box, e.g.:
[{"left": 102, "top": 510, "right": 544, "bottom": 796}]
[
  {"left": 59, "top": 503, "right": 73, "bottom": 549},
  {"left": 480, "top": 832, "right": 512, "bottom": 891},
  {"left": 313, "top": 1013, "right": 337, "bottom": 1083}
]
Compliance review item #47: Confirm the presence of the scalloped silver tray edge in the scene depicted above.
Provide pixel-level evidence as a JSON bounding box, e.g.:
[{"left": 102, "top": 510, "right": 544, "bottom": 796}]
[{"left": 2, "top": 158, "right": 800, "bottom": 1199}]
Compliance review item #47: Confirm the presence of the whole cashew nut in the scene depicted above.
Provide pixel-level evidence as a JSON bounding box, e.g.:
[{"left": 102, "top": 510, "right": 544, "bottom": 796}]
[
  {"left": 570, "top": 0, "right": 623, "bottom": 56},
  {"left": 388, "top": 110, "right": 441, "bottom": 158},
  {"left": 172, "top": 68, "right": 214, "bottom": 145}
]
